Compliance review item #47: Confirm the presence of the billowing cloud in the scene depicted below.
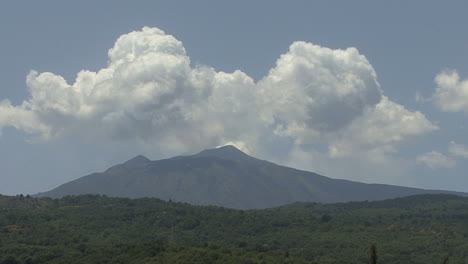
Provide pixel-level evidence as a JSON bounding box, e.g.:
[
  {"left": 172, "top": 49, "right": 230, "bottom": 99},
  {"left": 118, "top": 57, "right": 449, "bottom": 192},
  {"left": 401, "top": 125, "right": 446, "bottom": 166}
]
[
  {"left": 257, "top": 41, "right": 382, "bottom": 135},
  {"left": 449, "top": 141, "right": 468, "bottom": 159},
  {"left": 328, "top": 96, "right": 438, "bottom": 159},
  {"left": 255, "top": 41, "right": 436, "bottom": 163},
  {"left": 417, "top": 151, "right": 456, "bottom": 169},
  {"left": 0, "top": 100, "right": 50, "bottom": 140},
  {"left": 432, "top": 70, "right": 468, "bottom": 112},
  {"left": 0, "top": 27, "right": 438, "bottom": 179},
  {"left": 1, "top": 27, "right": 257, "bottom": 154}
]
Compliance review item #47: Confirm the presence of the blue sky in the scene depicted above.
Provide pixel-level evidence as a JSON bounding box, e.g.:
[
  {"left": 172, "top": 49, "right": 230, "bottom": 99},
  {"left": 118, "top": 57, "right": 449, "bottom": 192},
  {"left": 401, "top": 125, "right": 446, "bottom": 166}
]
[{"left": 1, "top": 0, "right": 468, "bottom": 195}]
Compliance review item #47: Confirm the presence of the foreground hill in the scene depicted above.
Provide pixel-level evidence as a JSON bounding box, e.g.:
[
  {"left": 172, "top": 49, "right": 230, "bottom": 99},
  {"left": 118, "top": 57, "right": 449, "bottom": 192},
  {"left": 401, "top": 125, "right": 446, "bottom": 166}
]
[
  {"left": 35, "top": 145, "right": 467, "bottom": 209},
  {"left": 1, "top": 194, "right": 468, "bottom": 263}
]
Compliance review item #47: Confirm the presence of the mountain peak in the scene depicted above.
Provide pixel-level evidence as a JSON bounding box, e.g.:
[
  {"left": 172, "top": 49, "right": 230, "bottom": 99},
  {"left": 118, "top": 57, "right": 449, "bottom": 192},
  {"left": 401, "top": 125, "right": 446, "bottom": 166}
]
[
  {"left": 195, "top": 145, "right": 257, "bottom": 163},
  {"left": 124, "top": 155, "right": 151, "bottom": 166}
]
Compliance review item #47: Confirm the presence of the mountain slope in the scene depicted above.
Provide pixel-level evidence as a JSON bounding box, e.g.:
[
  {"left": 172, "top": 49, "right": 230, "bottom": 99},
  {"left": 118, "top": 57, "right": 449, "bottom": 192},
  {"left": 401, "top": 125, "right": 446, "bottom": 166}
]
[{"left": 35, "top": 145, "right": 466, "bottom": 209}]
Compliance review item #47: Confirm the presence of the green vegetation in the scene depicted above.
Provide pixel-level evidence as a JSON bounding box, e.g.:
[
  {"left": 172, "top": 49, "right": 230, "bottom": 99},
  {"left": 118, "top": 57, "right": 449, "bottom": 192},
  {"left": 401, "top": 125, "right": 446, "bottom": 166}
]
[{"left": 1, "top": 194, "right": 467, "bottom": 263}]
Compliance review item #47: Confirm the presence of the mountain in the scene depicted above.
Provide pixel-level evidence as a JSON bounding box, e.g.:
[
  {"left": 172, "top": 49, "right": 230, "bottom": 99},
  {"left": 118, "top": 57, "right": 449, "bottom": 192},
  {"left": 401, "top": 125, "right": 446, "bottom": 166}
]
[{"left": 35, "top": 145, "right": 467, "bottom": 209}]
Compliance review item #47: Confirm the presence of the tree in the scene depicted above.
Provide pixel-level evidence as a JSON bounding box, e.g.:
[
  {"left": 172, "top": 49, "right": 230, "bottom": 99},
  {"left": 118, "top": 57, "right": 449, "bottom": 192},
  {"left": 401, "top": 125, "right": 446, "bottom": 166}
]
[
  {"left": 369, "top": 245, "right": 377, "bottom": 264},
  {"left": 320, "top": 214, "right": 331, "bottom": 223}
]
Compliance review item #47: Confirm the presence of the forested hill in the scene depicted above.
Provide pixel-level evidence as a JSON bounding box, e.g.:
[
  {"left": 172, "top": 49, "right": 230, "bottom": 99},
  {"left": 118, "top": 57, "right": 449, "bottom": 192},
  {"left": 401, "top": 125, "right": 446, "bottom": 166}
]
[{"left": 1, "top": 194, "right": 468, "bottom": 263}]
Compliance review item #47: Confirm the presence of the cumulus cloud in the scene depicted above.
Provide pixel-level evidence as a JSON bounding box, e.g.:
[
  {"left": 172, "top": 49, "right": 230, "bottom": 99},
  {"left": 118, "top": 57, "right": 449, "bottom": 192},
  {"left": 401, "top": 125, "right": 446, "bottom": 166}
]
[
  {"left": 432, "top": 70, "right": 468, "bottom": 112},
  {"left": 0, "top": 99, "right": 50, "bottom": 140},
  {"left": 1, "top": 27, "right": 257, "bottom": 154},
  {"left": 255, "top": 42, "right": 436, "bottom": 162},
  {"left": 417, "top": 151, "right": 456, "bottom": 169},
  {"left": 327, "top": 96, "right": 438, "bottom": 159},
  {"left": 449, "top": 141, "right": 468, "bottom": 159},
  {"left": 0, "top": 27, "right": 437, "bottom": 179},
  {"left": 257, "top": 41, "right": 382, "bottom": 134}
]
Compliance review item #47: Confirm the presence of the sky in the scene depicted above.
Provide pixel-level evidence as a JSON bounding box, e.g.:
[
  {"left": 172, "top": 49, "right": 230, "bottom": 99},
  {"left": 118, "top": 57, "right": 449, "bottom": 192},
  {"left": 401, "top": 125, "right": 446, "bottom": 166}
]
[{"left": 1, "top": 0, "right": 468, "bottom": 195}]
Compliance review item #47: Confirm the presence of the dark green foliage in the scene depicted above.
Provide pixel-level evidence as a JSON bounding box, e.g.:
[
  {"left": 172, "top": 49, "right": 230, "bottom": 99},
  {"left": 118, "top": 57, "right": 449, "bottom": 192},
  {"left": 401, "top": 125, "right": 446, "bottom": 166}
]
[
  {"left": 321, "top": 214, "right": 332, "bottom": 222},
  {"left": 0, "top": 194, "right": 467, "bottom": 263},
  {"left": 370, "top": 245, "right": 377, "bottom": 264}
]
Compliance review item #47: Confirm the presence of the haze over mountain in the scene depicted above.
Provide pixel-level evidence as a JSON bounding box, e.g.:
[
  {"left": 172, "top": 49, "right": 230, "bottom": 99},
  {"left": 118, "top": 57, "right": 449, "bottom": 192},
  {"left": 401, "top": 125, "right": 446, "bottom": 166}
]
[{"left": 35, "top": 146, "right": 467, "bottom": 209}]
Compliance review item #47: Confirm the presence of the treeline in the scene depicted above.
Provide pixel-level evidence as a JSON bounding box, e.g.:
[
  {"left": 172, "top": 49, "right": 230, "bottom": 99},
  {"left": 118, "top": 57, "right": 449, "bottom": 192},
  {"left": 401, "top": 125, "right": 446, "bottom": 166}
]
[{"left": 0, "top": 194, "right": 467, "bottom": 263}]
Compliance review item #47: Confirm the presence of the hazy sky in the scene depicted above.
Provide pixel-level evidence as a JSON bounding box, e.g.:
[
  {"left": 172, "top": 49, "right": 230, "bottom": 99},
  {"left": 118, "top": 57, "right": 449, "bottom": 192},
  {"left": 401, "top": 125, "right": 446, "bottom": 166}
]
[{"left": 1, "top": 0, "right": 468, "bottom": 195}]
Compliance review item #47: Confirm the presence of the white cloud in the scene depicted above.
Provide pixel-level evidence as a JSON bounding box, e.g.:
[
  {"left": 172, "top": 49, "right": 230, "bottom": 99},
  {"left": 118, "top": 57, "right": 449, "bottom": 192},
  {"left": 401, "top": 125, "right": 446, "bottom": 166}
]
[
  {"left": 417, "top": 151, "right": 456, "bottom": 169},
  {"left": 256, "top": 41, "right": 436, "bottom": 162},
  {"left": 0, "top": 99, "right": 50, "bottom": 141},
  {"left": 328, "top": 96, "right": 438, "bottom": 159},
  {"left": 449, "top": 141, "right": 468, "bottom": 159},
  {"left": 0, "top": 27, "right": 438, "bottom": 181},
  {"left": 1, "top": 27, "right": 257, "bottom": 155},
  {"left": 432, "top": 70, "right": 468, "bottom": 112},
  {"left": 257, "top": 41, "right": 382, "bottom": 136}
]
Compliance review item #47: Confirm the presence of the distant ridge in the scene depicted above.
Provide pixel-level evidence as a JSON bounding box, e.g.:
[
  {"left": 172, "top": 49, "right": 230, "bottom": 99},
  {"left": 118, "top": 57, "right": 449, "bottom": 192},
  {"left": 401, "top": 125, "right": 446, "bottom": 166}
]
[{"left": 35, "top": 145, "right": 468, "bottom": 209}]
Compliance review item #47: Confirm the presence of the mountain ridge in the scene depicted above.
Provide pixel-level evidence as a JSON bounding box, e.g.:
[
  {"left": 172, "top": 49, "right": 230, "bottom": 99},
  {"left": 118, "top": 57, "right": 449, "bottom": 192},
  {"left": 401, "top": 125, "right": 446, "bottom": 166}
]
[{"left": 35, "top": 145, "right": 467, "bottom": 209}]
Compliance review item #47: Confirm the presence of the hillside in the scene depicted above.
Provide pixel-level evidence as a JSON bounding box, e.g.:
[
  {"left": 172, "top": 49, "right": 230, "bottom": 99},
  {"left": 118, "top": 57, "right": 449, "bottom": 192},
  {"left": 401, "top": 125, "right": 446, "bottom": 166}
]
[
  {"left": 35, "top": 145, "right": 467, "bottom": 209},
  {"left": 1, "top": 194, "right": 468, "bottom": 263}
]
